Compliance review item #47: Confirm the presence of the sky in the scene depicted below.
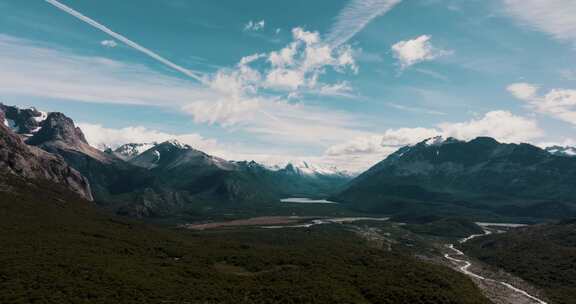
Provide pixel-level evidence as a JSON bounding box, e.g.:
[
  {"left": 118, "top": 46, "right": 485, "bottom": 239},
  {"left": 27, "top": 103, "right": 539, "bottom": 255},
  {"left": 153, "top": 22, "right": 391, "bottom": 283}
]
[{"left": 1, "top": 0, "right": 576, "bottom": 172}]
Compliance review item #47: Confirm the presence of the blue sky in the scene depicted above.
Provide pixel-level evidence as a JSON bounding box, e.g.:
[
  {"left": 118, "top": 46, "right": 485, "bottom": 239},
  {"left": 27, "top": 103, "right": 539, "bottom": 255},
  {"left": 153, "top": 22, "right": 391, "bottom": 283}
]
[{"left": 1, "top": 0, "right": 576, "bottom": 171}]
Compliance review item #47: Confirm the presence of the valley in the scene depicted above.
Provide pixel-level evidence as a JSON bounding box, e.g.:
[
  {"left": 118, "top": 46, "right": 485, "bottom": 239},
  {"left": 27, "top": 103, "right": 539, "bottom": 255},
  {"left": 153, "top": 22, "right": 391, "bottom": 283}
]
[
  {"left": 0, "top": 177, "right": 492, "bottom": 304},
  {"left": 1, "top": 103, "right": 575, "bottom": 304},
  {"left": 444, "top": 230, "right": 548, "bottom": 304},
  {"left": 3, "top": 1, "right": 576, "bottom": 303}
]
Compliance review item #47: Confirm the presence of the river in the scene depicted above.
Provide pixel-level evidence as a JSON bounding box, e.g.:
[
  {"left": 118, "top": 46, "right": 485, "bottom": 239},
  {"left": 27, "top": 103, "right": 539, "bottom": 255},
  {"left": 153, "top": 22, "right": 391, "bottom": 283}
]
[{"left": 445, "top": 230, "right": 548, "bottom": 304}]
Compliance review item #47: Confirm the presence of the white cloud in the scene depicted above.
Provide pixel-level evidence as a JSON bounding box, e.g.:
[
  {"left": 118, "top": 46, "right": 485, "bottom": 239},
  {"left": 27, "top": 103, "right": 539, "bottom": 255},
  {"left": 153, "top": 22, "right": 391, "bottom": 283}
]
[
  {"left": 293, "top": 27, "right": 320, "bottom": 45},
  {"left": 326, "top": 0, "right": 402, "bottom": 47},
  {"left": 268, "top": 43, "right": 298, "bottom": 67},
  {"left": 508, "top": 83, "right": 576, "bottom": 125},
  {"left": 265, "top": 69, "right": 305, "bottom": 91},
  {"left": 78, "top": 123, "right": 220, "bottom": 152},
  {"left": 317, "top": 82, "right": 355, "bottom": 97},
  {"left": 244, "top": 20, "right": 266, "bottom": 32},
  {"left": 503, "top": 0, "right": 576, "bottom": 43},
  {"left": 438, "top": 110, "right": 544, "bottom": 143},
  {"left": 538, "top": 138, "right": 576, "bottom": 149},
  {"left": 381, "top": 127, "right": 442, "bottom": 146},
  {"left": 326, "top": 135, "right": 388, "bottom": 156},
  {"left": 507, "top": 82, "right": 538, "bottom": 100},
  {"left": 391, "top": 35, "right": 451, "bottom": 69},
  {"left": 100, "top": 40, "right": 118, "bottom": 48},
  {"left": 77, "top": 122, "right": 375, "bottom": 173},
  {"left": 0, "top": 34, "right": 368, "bottom": 155},
  {"left": 325, "top": 127, "right": 440, "bottom": 161},
  {"left": 323, "top": 128, "right": 440, "bottom": 171},
  {"left": 262, "top": 28, "right": 358, "bottom": 92},
  {"left": 208, "top": 27, "right": 358, "bottom": 97}
]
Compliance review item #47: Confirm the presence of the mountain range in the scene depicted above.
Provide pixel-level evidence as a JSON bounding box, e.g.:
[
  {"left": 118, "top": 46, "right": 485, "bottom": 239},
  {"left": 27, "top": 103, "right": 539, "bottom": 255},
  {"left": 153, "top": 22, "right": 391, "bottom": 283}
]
[
  {"left": 1, "top": 103, "right": 351, "bottom": 220},
  {"left": 3, "top": 103, "right": 576, "bottom": 222}
]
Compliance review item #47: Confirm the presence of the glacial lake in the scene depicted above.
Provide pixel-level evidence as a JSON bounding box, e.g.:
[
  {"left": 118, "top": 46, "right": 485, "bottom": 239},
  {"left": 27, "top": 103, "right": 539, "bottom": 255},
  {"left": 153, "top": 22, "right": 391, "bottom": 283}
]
[{"left": 280, "top": 197, "right": 339, "bottom": 204}]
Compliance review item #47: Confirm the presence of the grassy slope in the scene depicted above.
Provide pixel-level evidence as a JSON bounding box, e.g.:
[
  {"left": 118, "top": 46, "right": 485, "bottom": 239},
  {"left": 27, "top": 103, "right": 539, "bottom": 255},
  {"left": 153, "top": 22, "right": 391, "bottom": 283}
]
[
  {"left": 398, "top": 217, "right": 485, "bottom": 239},
  {"left": 462, "top": 221, "right": 576, "bottom": 304},
  {"left": 0, "top": 177, "right": 492, "bottom": 304}
]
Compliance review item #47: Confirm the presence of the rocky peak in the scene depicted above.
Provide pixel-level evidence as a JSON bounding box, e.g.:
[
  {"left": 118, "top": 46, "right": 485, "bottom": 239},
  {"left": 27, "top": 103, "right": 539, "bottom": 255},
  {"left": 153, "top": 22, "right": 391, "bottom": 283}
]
[
  {"left": 27, "top": 112, "right": 88, "bottom": 147},
  {"left": 0, "top": 116, "right": 93, "bottom": 201},
  {"left": 0, "top": 103, "right": 47, "bottom": 135},
  {"left": 162, "top": 139, "right": 192, "bottom": 150},
  {"left": 107, "top": 143, "right": 156, "bottom": 161}
]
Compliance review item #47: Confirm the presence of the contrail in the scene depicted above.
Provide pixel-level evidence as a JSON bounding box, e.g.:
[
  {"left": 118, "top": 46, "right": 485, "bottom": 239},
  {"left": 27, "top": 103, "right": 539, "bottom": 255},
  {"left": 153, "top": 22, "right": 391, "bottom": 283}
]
[
  {"left": 44, "top": 0, "right": 205, "bottom": 83},
  {"left": 326, "top": 0, "right": 402, "bottom": 48}
]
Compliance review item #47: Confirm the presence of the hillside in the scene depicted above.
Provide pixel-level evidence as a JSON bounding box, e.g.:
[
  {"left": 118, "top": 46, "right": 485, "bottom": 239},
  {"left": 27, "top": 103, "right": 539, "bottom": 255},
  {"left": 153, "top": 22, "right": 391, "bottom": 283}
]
[
  {"left": 335, "top": 137, "right": 576, "bottom": 221},
  {"left": 0, "top": 176, "right": 491, "bottom": 304},
  {"left": 462, "top": 221, "right": 576, "bottom": 304},
  {"left": 0, "top": 110, "right": 92, "bottom": 200}
]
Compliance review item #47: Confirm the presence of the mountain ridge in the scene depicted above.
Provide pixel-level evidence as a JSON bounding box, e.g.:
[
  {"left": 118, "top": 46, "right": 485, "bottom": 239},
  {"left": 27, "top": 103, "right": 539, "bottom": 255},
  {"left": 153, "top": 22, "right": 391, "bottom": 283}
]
[
  {"left": 2, "top": 103, "right": 351, "bottom": 219},
  {"left": 335, "top": 136, "right": 576, "bottom": 220},
  {"left": 0, "top": 108, "right": 93, "bottom": 200}
]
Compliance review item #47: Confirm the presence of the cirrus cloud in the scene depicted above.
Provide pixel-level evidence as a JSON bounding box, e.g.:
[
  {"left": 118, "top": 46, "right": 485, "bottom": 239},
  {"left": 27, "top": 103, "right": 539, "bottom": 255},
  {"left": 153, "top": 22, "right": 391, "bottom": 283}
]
[
  {"left": 502, "top": 0, "right": 576, "bottom": 43},
  {"left": 326, "top": 0, "right": 402, "bottom": 48}
]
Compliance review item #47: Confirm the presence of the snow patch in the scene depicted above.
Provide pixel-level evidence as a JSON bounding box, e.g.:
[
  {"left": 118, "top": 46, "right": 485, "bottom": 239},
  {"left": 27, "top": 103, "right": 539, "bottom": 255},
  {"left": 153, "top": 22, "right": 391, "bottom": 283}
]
[
  {"left": 280, "top": 198, "right": 339, "bottom": 204},
  {"left": 288, "top": 161, "right": 351, "bottom": 177},
  {"left": 545, "top": 145, "right": 576, "bottom": 157},
  {"left": 4, "top": 118, "right": 18, "bottom": 132},
  {"left": 166, "top": 139, "right": 190, "bottom": 149},
  {"left": 33, "top": 111, "right": 48, "bottom": 123},
  {"left": 152, "top": 150, "right": 161, "bottom": 162},
  {"left": 424, "top": 136, "right": 445, "bottom": 146},
  {"left": 115, "top": 143, "right": 156, "bottom": 159},
  {"left": 133, "top": 143, "right": 155, "bottom": 155}
]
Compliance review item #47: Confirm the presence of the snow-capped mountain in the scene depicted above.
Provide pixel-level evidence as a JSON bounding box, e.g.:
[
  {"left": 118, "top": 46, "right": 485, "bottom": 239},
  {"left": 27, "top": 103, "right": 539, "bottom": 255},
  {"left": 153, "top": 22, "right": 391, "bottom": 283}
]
[
  {"left": 423, "top": 135, "right": 446, "bottom": 146},
  {"left": 1, "top": 103, "right": 353, "bottom": 218},
  {"left": 285, "top": 161, "right": 353, "bottom": 177},
  {"left": 129, "top": 140, "right": 233, "bottom": 170},
  {"left": 545, "top": 146, "right": 576, "bottom": 157},
  {"left": 0, "top": 103, "right": 48, "bottom": 136},
  {"left": 336, "top": 136, "right": 576, "bottom": 219},
  {"left": 260, "top": 160, "right": 353, "bottom": 178},
  {"left": 0, "top": 107, "right": 92, "bottom": 201},
  {"left": 106, "top": 143, "right": 157, "bottom": 161},
  {"left": 108, "top": 140, "right": 353, "bottom": 178}
]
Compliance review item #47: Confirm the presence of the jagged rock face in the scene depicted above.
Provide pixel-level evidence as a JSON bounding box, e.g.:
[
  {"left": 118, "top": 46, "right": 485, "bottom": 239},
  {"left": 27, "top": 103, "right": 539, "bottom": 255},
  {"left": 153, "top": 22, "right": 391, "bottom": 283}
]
[
  {"left": 0, "top": 110, "right": 93, "bottom": 201},
  {"left": 105, "top": 143, "right": 156, "bottom": 161},
  {"left": 336, "top": 137, "right": 576, "bottom": 219},
  {"left": 0, "top": 103, "right": 47, "bottom": 135},
  {"left": 131, "top": 141, "right": 236, "bottom": 172},
  {"left": 27, "top": 112, "right": 88, "bottom": 147}
]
